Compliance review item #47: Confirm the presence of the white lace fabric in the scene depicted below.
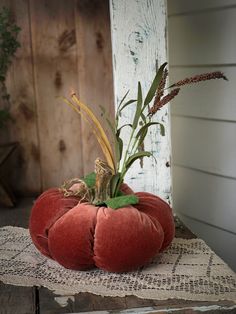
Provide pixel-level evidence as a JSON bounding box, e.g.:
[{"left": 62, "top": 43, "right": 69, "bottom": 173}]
[{"left": 0, "top": 226, "right": 235, "bottom": 301}]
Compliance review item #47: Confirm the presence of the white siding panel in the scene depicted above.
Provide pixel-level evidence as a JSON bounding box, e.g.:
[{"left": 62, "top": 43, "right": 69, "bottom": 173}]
[
  {"left": 169, "top": 8, "right": 236, "bottom": 65},
  {"left": 170, "top": 67, "right": 236, "bottom": 121},
  {"left": 172, "top": 117, "right": 236, "bottom": 178},
  {"left": 172, "top": 166, "right": 236, "bottom": 234},
  {"left": 178, "top": 213, "right": 236, "bottom": 272},
  {"left": 168, "top": 0, "right": 236, "bottom": 16}
]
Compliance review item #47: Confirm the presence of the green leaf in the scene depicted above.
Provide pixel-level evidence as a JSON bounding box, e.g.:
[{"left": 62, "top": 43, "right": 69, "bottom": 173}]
[
  {"left": 132, "top": 82, "right": 142, "bottom": 129},
  {"left": 110, "top": 173, "right": 121, "bottom": 198},
  {"left": 83, "top": 172, "right": 96, "bottom": 188},
  {"left": 116, "top": 123, "right": 132, "bottom": 136},
  {"left": 136, "top": 122, "right": 165, "bottom": 139},
  {"left": 143, "top": 62, "right": 167, "bottom": 108},
  {"left": 104, "top": 194, "right": 139, "bottom": 209},
  {"left": 137, "top": 127, "right": 148, "bottom": 149},
  {"left": 117, "top": 90, "right": 130, "bottom": 111},
  {"left": 140, "top": 112, "right": 146, "bottom": 124},
  {"left": 159, "top": 123, "right": 165, "bottom": 136},
  {"left": 125, "top": 151, "right": 152, "bottom": 170},
  {"left": 118, "top": 137, "right": 123, "bottom": 161},
  {"left": 118, "top": 99, "right": 137, "bottom": 113},
  {"left": 115, "top": 135, "right": 123, "bottom": 162},
  {"left": 116, "top": 190, "right": 125, "bottom": 197}
]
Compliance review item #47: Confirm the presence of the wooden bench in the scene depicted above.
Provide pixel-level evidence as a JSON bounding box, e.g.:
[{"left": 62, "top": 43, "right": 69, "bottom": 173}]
[{"left": 0, "top": 198, "right": 235, "bottom": 314}]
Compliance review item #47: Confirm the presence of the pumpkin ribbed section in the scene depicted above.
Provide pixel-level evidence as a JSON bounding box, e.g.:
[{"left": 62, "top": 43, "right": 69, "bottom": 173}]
[{"left": 29, "top": 187, "right": 175, "bottom": 272}]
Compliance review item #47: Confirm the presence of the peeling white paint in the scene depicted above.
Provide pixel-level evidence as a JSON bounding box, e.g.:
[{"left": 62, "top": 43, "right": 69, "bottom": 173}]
[
  {"left": 109, "top": 0, "right": 172, "bottom": 203},
  {"left": 54, "top": 295, "right": 75, "bottom": 307}
]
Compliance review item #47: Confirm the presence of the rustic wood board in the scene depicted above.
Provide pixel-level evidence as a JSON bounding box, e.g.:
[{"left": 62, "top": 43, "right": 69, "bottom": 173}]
[
  {"left": 109, "top": 0, "right": 172, "bottom": 203},
  {"left": 74, "top": 0, "right": 115, "bottom": 174},
  {"left": 0, "top": 283, "right": 37, "bottom": 314},
  {"left": 29, "top": 0, "right": 84, "bottom": 190},
  {"left": 0, "top": 197, "right": 33, "bottom": 227},
  {"left": 37, "top": 288, "right": 236, "bottom": 313},
  {"left": 1, "top": 0, "right": 115, "bottom": 193},
  {"left": 2, "top": 0, "right": 41, "bottom": 195}
]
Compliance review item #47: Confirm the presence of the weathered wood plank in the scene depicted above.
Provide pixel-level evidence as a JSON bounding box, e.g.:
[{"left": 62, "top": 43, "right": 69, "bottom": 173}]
[
  {"left": 0, "top": 282, "right": 36, "bottom": 314},
  {"left": 66, "top": 303, "right": 236, "bottom": 313},
  {"left": 0, "top": 197, "right": 33, "bottom": 227},
  {"left": 2, "top": 0, "right": 41, "bottom": 195},
  {"left": 39, "top": 289, "right": 128, "bottom": 313},
  {"left": 74, "top": 0, "right": 115, "bottom": 174},
  {"left": 38, "top": 288, "right": 236, "bottom": 313},
  {"left": 110, "top": 0, "right": 171, "bottom": 202},
  {"left": 29, "top": 0, "right": 83, "bottom": 190}
]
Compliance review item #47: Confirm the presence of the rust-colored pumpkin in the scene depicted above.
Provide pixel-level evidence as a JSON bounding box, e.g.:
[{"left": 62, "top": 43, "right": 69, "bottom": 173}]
[
  {"left": 29, "top": 65, "right": 224, "bottom": 273},
  {"left": 29, "top": 186, "right": 174, "bottom": 272}
]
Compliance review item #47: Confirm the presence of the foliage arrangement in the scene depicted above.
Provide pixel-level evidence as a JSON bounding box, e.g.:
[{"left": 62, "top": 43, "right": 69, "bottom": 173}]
[
  {"left": 63, "top": 63, "right": 227, "bottom": 209},
  {"left": 0, "top": 6, "right": 21, "bottom": 129}
]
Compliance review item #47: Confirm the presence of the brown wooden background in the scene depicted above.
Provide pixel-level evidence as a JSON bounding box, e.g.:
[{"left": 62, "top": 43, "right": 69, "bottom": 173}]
[{"left": 1, "top": 0, "right": 114, "bottom": 195}]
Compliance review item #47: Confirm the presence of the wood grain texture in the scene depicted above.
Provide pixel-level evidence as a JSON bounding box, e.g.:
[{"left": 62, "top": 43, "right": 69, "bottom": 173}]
[
  {"left": 172, "top": 116, "right": 236, "bottom": 178},
  {"left": 1, "top": 0, "right": 115, "bottom": 193},
  {"left": 75, "top": 0, "right": 115, "bottom": 175},
  {"left": 169, "top": 7, "right": 236, "bottom": 65},
  {"left": 110, "top": 0, "right": 171, "bottom": 202},
  {"left": 170, "top": 67, "right": 236, "bottom": 121},
  {"left": 2, "top": 0, "right": 41, "bottom": 194},
  {"left": 178, "top": 213, "right": 236, "bottom": 272},
  {"left": 172, "top": 166, "right": 236, "bottom": 235},
  {"left": 38, "top": 288, "right": 236, "bottom": 313},
  {"left": 29, "top": 0, "right": 84, "bottom": 190},
  {"left": 0, "top": 283, "right": 36, "bottom": 314}
]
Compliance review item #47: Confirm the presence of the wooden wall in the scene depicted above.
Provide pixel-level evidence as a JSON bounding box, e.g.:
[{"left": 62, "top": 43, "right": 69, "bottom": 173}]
[
  {"left": 168, "top": 0, "right": 236, "bottom": 270},
  {"left": 1, "top": 0, "right": 114, "bottom": 195}
]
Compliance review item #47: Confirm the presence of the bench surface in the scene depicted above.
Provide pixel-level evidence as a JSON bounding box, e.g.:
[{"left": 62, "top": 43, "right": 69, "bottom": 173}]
[{"left": 0, "top": 198, "right": 235, "bottom": 314}]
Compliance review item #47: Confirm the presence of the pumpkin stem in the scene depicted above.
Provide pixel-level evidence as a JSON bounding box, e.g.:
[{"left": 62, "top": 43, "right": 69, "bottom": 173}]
[{"left": 94, "top": 158, "right": 113, "bottom": 204}]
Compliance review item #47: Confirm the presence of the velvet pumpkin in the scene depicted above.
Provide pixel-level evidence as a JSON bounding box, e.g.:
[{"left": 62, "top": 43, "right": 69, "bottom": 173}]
[{"left": 29, "top": 186, "right": 175, "bottom": 272}]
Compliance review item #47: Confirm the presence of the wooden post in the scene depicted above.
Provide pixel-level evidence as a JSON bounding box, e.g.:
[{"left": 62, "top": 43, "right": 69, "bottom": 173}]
[{"left": 109, "top": 0, "right": 171, "bottom": 202}]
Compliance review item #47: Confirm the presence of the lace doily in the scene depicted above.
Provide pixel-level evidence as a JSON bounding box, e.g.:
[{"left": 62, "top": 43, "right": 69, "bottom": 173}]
[{"left": 0, "top": 226, "right": 235, "bottom": 301}]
